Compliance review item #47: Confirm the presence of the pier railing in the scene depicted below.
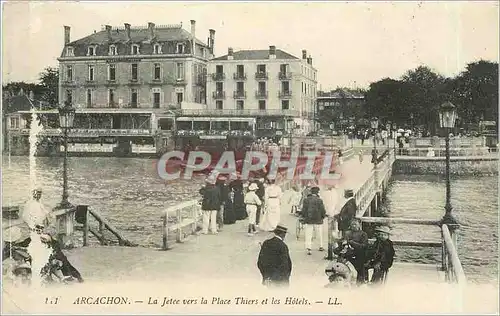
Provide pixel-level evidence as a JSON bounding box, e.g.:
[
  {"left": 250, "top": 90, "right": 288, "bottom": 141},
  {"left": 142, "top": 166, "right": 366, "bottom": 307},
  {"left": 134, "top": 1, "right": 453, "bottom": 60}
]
[{"left": 441, "top": 224, "right": 467, "bottom": 284}]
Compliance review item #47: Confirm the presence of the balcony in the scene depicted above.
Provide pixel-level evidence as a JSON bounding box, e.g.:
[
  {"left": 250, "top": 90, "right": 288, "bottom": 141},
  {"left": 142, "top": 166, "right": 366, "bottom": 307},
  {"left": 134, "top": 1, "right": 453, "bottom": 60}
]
[
  {"left": 255, "top": 72, "right": 268, "bottom": 80},
  {"left": 233, "top": 72, "right": 247, "bottom": 80},
  {"left": 174, "top": 77, "right": 186, "bottom": 85},
  {"left": 196, "top": 74, "right": 207, "bottom": 85},
  {"left": 61, "top": 80, "right": 77, "bottom": 87},
  {"left": 128, "top": 79, "right": 141, "bottom": 85},
  {"left": 178, "top": 109, "right": 299, "bottom": 117},
  {"left": 105, "top": 79, "right": 119, "bottom": 86},
  {"left": 278, "top": 72, "right": 292, "bottom": 80},
  {"left": 212, "top": 91, "right": 226, "bottom": 99},
  {"left": 255, "top": 90, "right": 268, "bottom": 99},
  {"left": 211, "top": 73, "right": 226, "bottom": 81},
  {"left": 150, "top": 78, "right": 163, "bottom": 85},
  {"left": 84, "top": 80, "right": 97, "bottom": 86},
  {"left": 233, "top": 91, "right": 246, "bottom": 99},
  {"left": 278, "top": 90, "right": 293, "bottom": 98}
]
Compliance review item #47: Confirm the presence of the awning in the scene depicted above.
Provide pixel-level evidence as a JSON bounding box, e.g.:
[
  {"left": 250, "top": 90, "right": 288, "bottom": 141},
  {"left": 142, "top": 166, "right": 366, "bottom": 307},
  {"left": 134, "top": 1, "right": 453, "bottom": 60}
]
[{"left": 176, "top": 117, "right": 255, "bottom": 122}]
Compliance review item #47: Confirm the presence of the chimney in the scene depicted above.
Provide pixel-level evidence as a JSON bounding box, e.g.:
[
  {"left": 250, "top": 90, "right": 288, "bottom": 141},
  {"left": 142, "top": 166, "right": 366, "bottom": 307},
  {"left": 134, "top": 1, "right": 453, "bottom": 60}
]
[
  {"left": 228, "top": 47, "right": 234, "bottom": 60},
  {"left": 190, "top": 20, "right": 196, "bottom": 55},
  {"left": 302, "top": 50, "right": 307, "bottom": 59},
  {"left": 209, "top": 29, "right": 215, "bottom": 54},
  {"left": 269, "top": 45, "right": 276, "bottom": 59},
  {"left": 309, "top": 56, "right": 313, "bottom": 66},
  {"left": 124, "top": 23, "right": 131, "bottom": 41},
  {"left": 29, "top": 91, "right": 35, "bottom": 100},
  {"left": 64, "top": 26, "right": 71, "bottom": 45},
  {"left": 19, "top": 88, "right": 24, "bottom": 96},
  {"left": 148, "top": 22, "right": 155, "bottom": 40},
  {"left": 105, "top": 25, "right": 112, "bottom": 41}
]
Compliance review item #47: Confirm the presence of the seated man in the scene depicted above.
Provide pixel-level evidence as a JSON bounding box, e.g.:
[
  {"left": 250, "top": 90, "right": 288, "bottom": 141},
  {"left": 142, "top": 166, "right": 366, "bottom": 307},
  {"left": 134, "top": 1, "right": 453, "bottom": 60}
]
[
  {"left": 333, "top": 219, "right": 368, "bottom": 285},
  {"left": 364, "top": 225, "right": 395, "bottom": 285}
]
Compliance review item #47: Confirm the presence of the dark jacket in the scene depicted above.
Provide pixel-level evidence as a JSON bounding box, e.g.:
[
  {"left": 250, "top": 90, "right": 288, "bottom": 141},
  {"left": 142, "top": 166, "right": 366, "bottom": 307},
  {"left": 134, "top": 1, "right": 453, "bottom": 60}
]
[
  {"left": 255, "top": 181, "right": 265, "bottom": 200},
  {"left": 199, "top": 184, "right": 221, "bottom": 211},
  {"left": 216, "top": 181, "right": 229, "bottom": 206},
  {"left": 335, "top": 197, "right": 357, "bottom": 231},
  {"left": 257, "top": 236, "right": 292, "bottom": 285},
  {"left": 367, "top": 239, "right": 395, "bottom": 270},
  {"left": 301, "top": 194, "right": 327, "bottom": 225}
]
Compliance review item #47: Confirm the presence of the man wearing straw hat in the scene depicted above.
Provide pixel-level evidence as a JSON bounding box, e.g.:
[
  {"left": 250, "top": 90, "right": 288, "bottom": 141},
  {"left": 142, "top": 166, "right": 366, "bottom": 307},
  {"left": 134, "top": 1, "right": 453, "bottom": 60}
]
[
  {"left": 257, "top": 225, "right": 292, "bottom": 287},
  {"left": 365, "top": 225, "right": 395, "bottom": 284}
]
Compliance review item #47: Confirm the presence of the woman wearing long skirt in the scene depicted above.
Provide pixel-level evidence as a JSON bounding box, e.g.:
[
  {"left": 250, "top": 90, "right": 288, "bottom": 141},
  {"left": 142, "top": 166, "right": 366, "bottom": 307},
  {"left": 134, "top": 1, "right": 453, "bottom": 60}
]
[
  {"left": 259, "top": 179, "right": 283, "bottom": 232},
  {"left": 223, "top": 186, "right": 237, "bottom": 225},
  {"left": 230, "top": 177, "right": 247, "bottom": 220}
]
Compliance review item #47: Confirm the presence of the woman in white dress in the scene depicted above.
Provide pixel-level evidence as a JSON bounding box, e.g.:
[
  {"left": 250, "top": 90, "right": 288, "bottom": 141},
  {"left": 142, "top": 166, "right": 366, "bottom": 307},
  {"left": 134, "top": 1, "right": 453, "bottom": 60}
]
[{"left": 260, "top": 179, "right": 283, "bottom": 232}]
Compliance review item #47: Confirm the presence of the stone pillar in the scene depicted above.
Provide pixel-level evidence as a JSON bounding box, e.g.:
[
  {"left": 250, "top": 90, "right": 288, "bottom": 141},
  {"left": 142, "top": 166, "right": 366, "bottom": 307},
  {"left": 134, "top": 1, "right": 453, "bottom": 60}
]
[{"left": 53, "top": 206, "right": 76, "bottom": 248}]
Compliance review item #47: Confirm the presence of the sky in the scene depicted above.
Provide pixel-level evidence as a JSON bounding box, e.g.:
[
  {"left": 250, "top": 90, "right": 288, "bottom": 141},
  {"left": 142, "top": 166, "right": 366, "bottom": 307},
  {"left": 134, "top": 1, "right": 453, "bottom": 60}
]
[{"left": 2, "top": 1, "right": 499, "bottom": 90}]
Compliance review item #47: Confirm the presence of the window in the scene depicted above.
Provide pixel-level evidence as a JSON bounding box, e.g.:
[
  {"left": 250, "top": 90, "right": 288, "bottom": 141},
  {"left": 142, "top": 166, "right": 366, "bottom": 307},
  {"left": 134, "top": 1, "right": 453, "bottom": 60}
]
[
  {"left": 9, "top": 117, "right": 19, "bottom": 129},
  {"left": 87, "top": 46, "right": 96, "bottom": 56},
  {"left": 200, "top": 47, "right": 205, "bottom": 58},
  {"left": 109, "top": 45, "right": 117, "bottom": 56},
  {"left": 258, "top": 100, "right": 266, "bottom": 110},
  {"left": 131, "top": 44, "right": 140, "bottom": 55},
  {"left": 176, "top": 43, "right": 185, "bottom": 54},
  {"left": 152, "top": 88, "right": 161, "bottom": 108},
  {"left": 153, "top": 63, "right": 161, "bottom": 80},
  {"left": 237, "top": 65, "right": 244, "bottom": 75},
  {"left": 216, "top": 65, "right": 223, "bottom": 74},
  {"left": 216, "top": 82, "right": 223, "bottom": 92},
  {"left": 86, "top": 89, "right": 93, "bottom": 107},
  {"left": 177, "top": 92, "right": 183, "bottom": 105},
  {"left": 153, "top": 44, "right": 162, "bottom": 54},
  {"left": 281, "top": 100, "right": 289, "bottom": 110},
  {"left": 258, "top": 81, "right": 266, "bottom": 92},
  {"left": 257, "top": 64, "right": 266, "bottom": 73},
  {"left": 282, "top": 81, "right": 290, "bottom": 92},
  {"left": 280, "top": 64, "right": 288, "bottom": 73},
  {"left": 131, "top": 89, "right": 138, "bottom": 108},
  {"left": 66, "top": 90, "right": 72, "bottom": 103},
  {"left": 108, "top": 64, "right": 116, "bottom": 81},
  {"left": 131, "top": 63, "right": 138, "bottom": 81},
  {"left": 108, "top": 89, "right": 115, "bottom": 105},
  {"left": 176, "top": 63, "right": 184, "bottom": 80},
  {"left": 66, "top": 66, "right": 73, "bottom": 81},
  {"left": 236, "top": 100, "right": 244, "bottom": 110},
  {"left": 88, "top": 65, "right": 95, "bottom": 81},
  {"left": 66, "top": 47, "right": 74, "bottom": 56},
  {"left": 216, "top": 101, "right": 223, "bottom": 110},
  {"left": 236, "top": 81, "right": 244, "bottom": 93}
]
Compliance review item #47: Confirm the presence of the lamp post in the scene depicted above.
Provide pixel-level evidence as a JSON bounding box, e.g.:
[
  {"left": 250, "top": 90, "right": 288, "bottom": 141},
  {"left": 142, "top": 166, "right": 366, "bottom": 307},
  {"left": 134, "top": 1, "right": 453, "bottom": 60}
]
[
  {"left": 370, "top": 117, "right": 379, "bottom": 166},
  {"left": 392, "top": 123, "right": 397, "bottom": 151},
  {"left": 287, "top": 118, "right": 294, "bottom": 154},
  {"left": 55, "top": 101, "right": 75, "bottom": 210},
  {"left": 439, "top": 102, "right": 458, "bottom": 225}
]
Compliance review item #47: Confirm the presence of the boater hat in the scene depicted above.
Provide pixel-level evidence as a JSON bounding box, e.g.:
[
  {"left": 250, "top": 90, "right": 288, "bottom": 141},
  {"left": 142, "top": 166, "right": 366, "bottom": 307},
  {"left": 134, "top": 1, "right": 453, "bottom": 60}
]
[
  {"left": 273, "top": 225, "right": 288, "bottom": 234},
  {"left": 374, "top": 225, "right": 392, "bottom": 235},
  {"left": 248, "top": 183, "right": 258, "bottom": 191}
]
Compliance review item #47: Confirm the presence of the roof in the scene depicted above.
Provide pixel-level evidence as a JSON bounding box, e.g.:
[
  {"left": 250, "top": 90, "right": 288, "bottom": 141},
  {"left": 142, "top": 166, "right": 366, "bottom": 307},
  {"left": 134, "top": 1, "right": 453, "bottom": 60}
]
[
  {"left": 211, "top": 49, "right": 299, "bottom": 61},
  {"left": 2, "top": 94, "right": 35, "bottom": 114},
  {"left": 61, "top": 25, "right": 208, "bottom": 57}
]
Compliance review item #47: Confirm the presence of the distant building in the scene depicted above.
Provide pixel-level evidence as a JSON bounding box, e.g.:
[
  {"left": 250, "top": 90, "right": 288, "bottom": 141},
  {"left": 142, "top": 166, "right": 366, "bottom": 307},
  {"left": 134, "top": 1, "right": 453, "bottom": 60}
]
[
  {"left": 316, "top": 89, "right": 365, "bottom": 132},
  {"left": 204, "top": 46, "right": 318, "bottom": 138}
]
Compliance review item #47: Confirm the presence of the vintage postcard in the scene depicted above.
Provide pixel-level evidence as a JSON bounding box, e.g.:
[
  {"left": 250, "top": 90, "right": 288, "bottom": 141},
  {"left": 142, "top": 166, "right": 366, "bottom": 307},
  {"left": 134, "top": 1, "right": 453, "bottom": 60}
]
[{"left": 1, "top": 1, "right": 498, "bottom": 315}]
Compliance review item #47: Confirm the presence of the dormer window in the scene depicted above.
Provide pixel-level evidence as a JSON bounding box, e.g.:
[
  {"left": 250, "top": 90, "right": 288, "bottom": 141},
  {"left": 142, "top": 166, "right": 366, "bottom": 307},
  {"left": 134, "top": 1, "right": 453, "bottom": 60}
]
[
  {"left": 131, "top": 44, "right": 140, "bottom": 55},
  {"left": 66, "top": 47, "right": 74, "bottom": 57},
  {"left": 109, "top": 45, "right": 117, "bottom": 56},
  {"left": 176, "top": 43, "right": 185, "bottom": 54},
  {"left": 153, "top": 44, "right": 162, "bottom": 54},
  {"left": 87, "top": 46, "right": 96, "bottom": 56}
]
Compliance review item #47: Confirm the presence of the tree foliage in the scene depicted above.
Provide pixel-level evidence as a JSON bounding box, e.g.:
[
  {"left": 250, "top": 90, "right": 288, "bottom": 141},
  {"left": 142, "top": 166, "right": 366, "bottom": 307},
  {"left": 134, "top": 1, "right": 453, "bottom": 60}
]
[{"left": 364, "top": 60, "right": 498, "bottom": 130}]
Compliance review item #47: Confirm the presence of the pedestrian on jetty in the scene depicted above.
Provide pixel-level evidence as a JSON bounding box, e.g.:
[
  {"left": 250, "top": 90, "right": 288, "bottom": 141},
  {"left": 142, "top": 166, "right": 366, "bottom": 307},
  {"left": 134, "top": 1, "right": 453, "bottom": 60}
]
[
  {"left": 199, "top": 177, "right": 221, "bottom": 235},
  {"left": 320, "top": 184, "right": 340, "bottom": 260},
  {"left": 358, "top": 149, "right": 364, "bottom": 164},
  {"left": 301, "top": 186, "right": 327, "bottom": 255},
  {"left": 244, "top": 183, "right": 262, "bottom": 236},
  {"left": 257, "top": 225, "right": 292, "bottom": 288},
  {"left": 260, "top": 179, "right": 283, "bottom": 232},
  {"left": 229, "top": 173, "right": 247, "bottom": 220},
  {"left": 334, "top": 189, "right": 357, "bottom": 238},
  {"left": 215, "top": 176, "right": 228, "bottom": 231},
  {"left": 22, "top": 188, "right": 53, "bottom": 230},
  {"left": 254, "top": 178, "right": 266, "bottom": 229},
  {"left": 288, "top": 184, "right": 302, "bottom": 215},
  {"left": 365, "top": 225, "right": 395, "bottom": 285}
]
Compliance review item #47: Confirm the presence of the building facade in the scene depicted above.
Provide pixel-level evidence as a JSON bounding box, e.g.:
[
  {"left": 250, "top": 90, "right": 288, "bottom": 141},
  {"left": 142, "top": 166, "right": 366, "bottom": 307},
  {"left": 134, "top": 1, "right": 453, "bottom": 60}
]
[
  {"left": 316, "top": 89, "right": 366, "bottom": 132},
  {"left": 205, "top": 46, "right": 318, "bottom": 137},
  {"left": 58, "top": 21, "right": 213, "bottom": 110}
]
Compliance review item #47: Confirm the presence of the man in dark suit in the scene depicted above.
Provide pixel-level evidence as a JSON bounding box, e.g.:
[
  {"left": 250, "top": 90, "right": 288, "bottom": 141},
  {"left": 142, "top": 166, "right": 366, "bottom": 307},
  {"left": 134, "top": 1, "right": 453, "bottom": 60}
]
[
  {"left": 257, "top": 225, "right": 292, "bottom": 287},
  {"left": 334, "top": 189, "right": 357, "bottom": 238}
]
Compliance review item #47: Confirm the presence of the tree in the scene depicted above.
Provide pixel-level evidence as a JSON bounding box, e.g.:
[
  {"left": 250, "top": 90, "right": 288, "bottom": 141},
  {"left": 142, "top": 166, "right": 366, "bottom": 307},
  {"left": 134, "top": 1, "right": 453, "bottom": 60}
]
[
  {"left": 38, "top": 67, "right": 59, "bottom": 107},
  {"left": 364, "top": 78, "right": 409, "bottom": 126}
]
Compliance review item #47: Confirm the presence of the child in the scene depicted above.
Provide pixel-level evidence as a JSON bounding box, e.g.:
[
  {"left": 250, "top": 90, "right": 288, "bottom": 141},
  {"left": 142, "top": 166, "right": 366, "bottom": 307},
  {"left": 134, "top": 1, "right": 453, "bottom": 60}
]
[
  {"left": 365, "top": 225, "right": 395, "bottom": 284},
  {"left": 358, "top": 149, "right": 364, "bottom": 164},
  {"left": 288, "top": 184, "right": 302, "bottom": 214},
  {"left": 244, "top": 183, "right": 262, "bottom": 236}
]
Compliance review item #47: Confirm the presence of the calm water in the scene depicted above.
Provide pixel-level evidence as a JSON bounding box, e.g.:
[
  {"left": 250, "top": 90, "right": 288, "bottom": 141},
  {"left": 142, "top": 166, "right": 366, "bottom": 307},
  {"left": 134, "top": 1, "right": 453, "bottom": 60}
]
[
  {"left": 2, "top": 156, "right": 498, "bottom": 283},
  {"left": 385, "top": 174, "right": 498, "bottom": 284}
]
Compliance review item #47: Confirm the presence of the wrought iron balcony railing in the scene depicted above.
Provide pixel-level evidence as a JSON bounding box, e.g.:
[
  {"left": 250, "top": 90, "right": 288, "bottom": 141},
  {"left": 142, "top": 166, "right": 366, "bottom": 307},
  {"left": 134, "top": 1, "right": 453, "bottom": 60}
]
[
  {"left": 278, "top": 72, "right": 292, "bottom": 80},
  {"left": 255, "top": 90, "right": 268, "bottom": 99},
  {"left": 233, "top": 91, "right": 247, "bottom": 99},
  {"left": 255, "top": 72, "right": 268, "bottom": 80},
  {"left": 278, "top": 90, "right": 293, "bottom": 98},
  {"left": 233, "top": 72, "right": 247, "bottom": 80},
  {"left": 211, "top": 73, "right": 226, "bottom": 81},
  {"left": 212, "top": 91, "right": 226, "bottom": 99}
]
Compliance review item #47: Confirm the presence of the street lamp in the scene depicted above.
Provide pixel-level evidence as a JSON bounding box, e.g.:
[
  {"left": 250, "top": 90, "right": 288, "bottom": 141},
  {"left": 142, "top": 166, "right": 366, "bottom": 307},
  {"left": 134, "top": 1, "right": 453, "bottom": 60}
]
[
  {"left": 55, "top": 101, "right": 75, "bottom": 210},
  {"left": 439, "top": 101, "right": 458, "bottom": 225},
  {"left": 370, "top": 117, "right": 379, "bottom": 166},
  {"left": 392, "top": 123, "right": 397, "bottom": 151}
]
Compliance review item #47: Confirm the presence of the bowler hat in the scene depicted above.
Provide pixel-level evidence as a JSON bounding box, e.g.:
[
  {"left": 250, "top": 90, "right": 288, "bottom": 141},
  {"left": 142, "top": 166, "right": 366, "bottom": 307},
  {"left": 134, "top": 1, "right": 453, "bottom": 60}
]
[
  {"left": 310, "top": 186, "right": 320, "bottom": 193},
  {"left": 344, "top": 189, "right": 354, "bottom": 198},
  {"left": 273, "top": 225, "right": 288, "bottom": 234}
]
